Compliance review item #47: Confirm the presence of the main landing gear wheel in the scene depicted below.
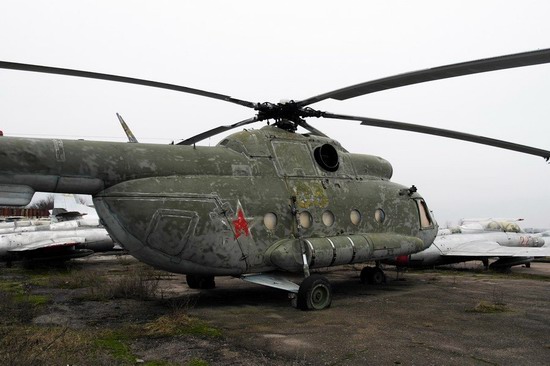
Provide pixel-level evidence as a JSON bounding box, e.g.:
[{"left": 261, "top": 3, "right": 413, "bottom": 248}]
[
  {"left": 186, "top": 274, "right": 216, "bottom": 289},
  {"left": 360, "top": 266, "right": 386, "bottom": 285},
  {"left": 296, "top": 274, "right": 332, "bottom": 311}
]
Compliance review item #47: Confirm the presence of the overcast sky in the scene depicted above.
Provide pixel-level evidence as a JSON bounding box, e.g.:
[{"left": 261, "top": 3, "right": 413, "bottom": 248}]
[{"left": 1, "top": 1, "right": 549, "bottom": 228}]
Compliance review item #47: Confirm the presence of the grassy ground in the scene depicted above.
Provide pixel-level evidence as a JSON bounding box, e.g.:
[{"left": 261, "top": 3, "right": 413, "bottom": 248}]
[
  {"left": 2, "top": 257, "right": 549, "bottom": 365},
  {"left": 0, "top": 260, "right": 221, "bottom": 366}
]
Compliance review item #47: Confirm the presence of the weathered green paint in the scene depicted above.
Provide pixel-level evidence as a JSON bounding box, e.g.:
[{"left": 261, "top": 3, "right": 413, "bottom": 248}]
[
  {"left": 0, "top": 125, "right": 438, "bottom": 276},
  {"left": 267, "top": 233, "right": 424, "bottom": 271},
  {"left": 291, "top": 180, "right": 329, "bottom": 209}
]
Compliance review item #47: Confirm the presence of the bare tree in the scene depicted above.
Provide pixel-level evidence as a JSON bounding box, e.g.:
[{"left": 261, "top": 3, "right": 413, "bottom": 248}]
[
  {"left": 28, "top": 194, "right": 55, "bottom": 210},
  {"left": 75, "top": 195, "right": 88, "bottom": 205}
]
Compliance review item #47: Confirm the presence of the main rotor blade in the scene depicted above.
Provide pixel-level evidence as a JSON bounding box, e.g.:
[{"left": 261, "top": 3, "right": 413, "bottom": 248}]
[
  {"left": 322, "top": 112, "right": 550, "bottom": 160},
  {"left": 0, "top": 61, "right": 257, "bottom": 109},
  {"left": 299, "top": 48, "right": 550, "bottom": 107},
  {"left": 296, "top": 120, "right": 328, "bottom": 137},
  {"left": 177, "top": 116, "right": 259, "bottom": 145}
]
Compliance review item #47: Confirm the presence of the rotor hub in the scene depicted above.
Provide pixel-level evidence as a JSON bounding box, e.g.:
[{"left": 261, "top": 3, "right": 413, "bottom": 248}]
[{"left": 255, "top": 101, "right": 324, "bottom": 132}]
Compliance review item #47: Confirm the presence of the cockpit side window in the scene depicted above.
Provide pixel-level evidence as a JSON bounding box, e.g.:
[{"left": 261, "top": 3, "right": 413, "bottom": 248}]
[
  {"left": 272, "top": 141, "right": 317, "bottom": 176},
  {"left": 416, "top": 199, "right": 433, "bottom": 229}
]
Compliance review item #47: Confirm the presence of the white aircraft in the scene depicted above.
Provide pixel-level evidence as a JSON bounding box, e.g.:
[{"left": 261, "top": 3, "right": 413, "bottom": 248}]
[
  {"left": 0, "top": 194, "right": 115, "bottom": 266},
  {"left": 52, "top": 194, "right": 99, "bottom": 220},
  {"left": 385, "top": 219, "right": 550, "bottom": 270},
  {"left": 0, "top": 217, "right": 50, "bottom": 233}
]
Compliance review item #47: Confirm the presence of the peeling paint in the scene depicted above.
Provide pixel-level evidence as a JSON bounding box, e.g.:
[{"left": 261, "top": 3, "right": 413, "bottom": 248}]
[{"left": 291, "top": 180, "right": 329, "bottom": 209}]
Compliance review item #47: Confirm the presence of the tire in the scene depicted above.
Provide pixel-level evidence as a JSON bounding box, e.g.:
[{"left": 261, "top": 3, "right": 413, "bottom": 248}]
[
  {"left": 186, "top": 274, "right": 200, "bottom": 289},
  {"left": 360, "top": 267, "right": 372, "bottom": 284},
  {"left": 370, "top": 267, "right": 386, "bottom": 285},
  {"left": 296, "top": 274, "right": 332, "bottom": 311},
  {"left": 186, "top": 275, "right": 216, "bottom": 289},
  {"left": 360, "top": 266, "right": 385, "bottom": 285},
  {"left": 199, "top": 276, "right": 216, "bottom": 289}
]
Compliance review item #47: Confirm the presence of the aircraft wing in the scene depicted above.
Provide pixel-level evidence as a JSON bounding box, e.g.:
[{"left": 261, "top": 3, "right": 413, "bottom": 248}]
[
  {"left": 7, "top": 237, "right": 86, "bottom": 252},
  {"left": 440, "top": 240, "right": 550, "bottom": 257}
]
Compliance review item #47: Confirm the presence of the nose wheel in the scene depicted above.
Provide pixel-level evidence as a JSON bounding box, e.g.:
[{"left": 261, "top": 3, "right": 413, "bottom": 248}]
[
  {"left": 186, "top": 274, "right": 216, "bottom": 289},
  {"left": 360, "top": 266, "right": 386, "bottom": 285},
  {"left": 295, "top": 274, "right": 332, "bottom": 310}
]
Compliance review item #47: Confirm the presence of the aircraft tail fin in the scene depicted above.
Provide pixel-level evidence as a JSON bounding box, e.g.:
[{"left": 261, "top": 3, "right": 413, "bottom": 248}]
[
  {"left": 53, "top": 194, "right": 98, "bottom": 220},
  {"left": 117, "top": 113, "right": 139, "bottom": 143}
]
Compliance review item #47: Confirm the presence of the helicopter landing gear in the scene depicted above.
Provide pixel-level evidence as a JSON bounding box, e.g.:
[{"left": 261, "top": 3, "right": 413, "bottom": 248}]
[
  {"left": 360, "top": 266, "right": 386, "bottom": 285},
  {"left": 296, "top": 274, "right": 332, "bottom": 311},
  {"left": 240, "top": 272, "right": 330, "bottom": 310},
  {"left": 186, "top": 274, "right": 216, "bottom": 289}
]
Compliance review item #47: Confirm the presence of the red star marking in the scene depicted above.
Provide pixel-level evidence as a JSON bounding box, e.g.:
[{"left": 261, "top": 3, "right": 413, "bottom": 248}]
[{"left": 232, "top": 208, "right": 250, "bottom": 239}]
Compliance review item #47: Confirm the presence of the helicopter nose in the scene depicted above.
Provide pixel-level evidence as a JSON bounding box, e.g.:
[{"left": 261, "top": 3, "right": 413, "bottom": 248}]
[{"left": 417, "top": 222, "right": 438, "bottom": 252}]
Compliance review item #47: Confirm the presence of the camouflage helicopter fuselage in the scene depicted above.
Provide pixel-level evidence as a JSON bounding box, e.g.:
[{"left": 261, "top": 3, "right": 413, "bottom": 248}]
[{"left": 0, "top": 125, "right": 437, "bottom": 276}]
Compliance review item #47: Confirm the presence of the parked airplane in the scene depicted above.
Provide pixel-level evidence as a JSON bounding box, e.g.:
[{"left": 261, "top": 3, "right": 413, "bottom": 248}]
[
  {"left": 384, "top": 220, "right": 550, "bottom": 271},
  {"left": 51, "top": 194, "right": 99, "bottom": 220},
  {"left": 523, "top": 227, "right": 550, "bottom": 236},
  {"left": 0, "top": 217, "right": 50, "bottom": 233},
  {"left": 0, "top": 194, "right": 116, "bottom": 266},
  {"left": 452, "top": 218, "right": 524, "bottom": 234}
]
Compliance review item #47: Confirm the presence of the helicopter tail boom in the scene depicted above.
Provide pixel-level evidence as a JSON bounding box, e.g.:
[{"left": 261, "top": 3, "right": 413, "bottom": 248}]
[{"left": 0, "top": 136, "right": 245, "bottom": 205}]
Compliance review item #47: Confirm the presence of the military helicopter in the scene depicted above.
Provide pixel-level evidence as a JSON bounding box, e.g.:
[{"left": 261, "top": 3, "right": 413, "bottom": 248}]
[{"left": 0, "top": 48, "right": 549, "bottom": 310}]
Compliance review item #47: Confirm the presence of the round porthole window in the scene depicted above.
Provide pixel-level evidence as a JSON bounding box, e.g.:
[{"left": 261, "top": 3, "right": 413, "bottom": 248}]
[
  {"left": 350, "top": 209, "right": 361, "bottom": 225},
  {"left": 298, "top": 211, "right": 313, "bottom": 229},
  {"left": 322, "top": 210, "right": 335, "bottom": 227},
  {"left": 375, "top": 208, "right": 386, "bottom": 224},
  {"left": 264, "top": 212, "right": 278, "bottom": 230}
]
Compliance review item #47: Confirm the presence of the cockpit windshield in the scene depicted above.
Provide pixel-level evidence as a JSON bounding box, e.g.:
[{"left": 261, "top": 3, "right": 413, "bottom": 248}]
[{"left": 416, "top": 199, "right": 433, "bottom": 229}]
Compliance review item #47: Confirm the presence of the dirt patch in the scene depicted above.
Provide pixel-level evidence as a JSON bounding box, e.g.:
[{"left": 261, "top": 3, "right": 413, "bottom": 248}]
[{"left": 1, "top": 254, "right": 549, "bottom": 365}]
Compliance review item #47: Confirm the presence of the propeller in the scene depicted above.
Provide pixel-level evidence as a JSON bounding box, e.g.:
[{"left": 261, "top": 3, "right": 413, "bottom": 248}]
[{"left": 1, "top": 48, "right": 549, "bottom": 159}]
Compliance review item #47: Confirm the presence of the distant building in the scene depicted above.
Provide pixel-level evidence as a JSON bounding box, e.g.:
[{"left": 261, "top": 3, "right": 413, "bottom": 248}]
[{"left": 0, "top": 207, "right": 50, "bottom": 219}]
